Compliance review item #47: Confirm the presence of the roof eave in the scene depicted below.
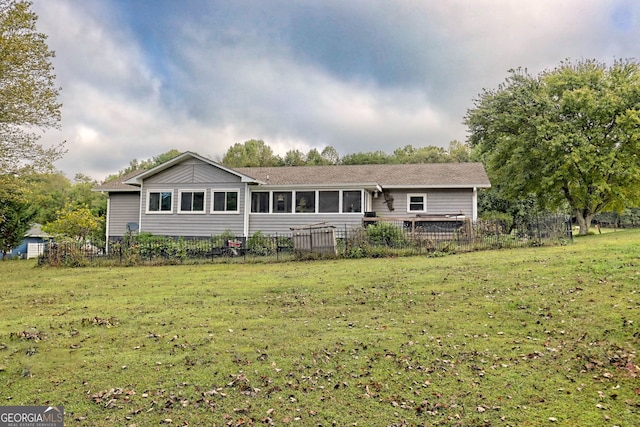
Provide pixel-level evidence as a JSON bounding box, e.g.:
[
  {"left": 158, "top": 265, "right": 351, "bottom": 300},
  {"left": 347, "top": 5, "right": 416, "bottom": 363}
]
[
  {"left": 254, "top": 182, "right": 382, "bottom": 190},
  {"left": 382, "top": 183, "right": 491, "bottom": 189}
]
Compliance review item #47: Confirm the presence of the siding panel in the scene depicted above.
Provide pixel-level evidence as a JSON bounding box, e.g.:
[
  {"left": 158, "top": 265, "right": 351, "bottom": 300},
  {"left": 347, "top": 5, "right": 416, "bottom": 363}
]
[
  {"left": 427, "top": 189, "right": 472, "bottom": 215},
  {"left": 146, "top": 159, "right": 243, "bottom": 184},
  {"left": 369, "top": 189, "right": 473, "bottom": 218},
  {"left": 108, "top": 193, "right": 140, "bottom": 238},
  {"left": 249, "top": 214, "right": 363, "bottom": 235}
]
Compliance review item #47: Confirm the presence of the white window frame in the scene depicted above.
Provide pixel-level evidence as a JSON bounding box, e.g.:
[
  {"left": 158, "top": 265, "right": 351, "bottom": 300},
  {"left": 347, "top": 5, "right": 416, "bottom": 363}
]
[
  {"left": 146, "top": 189, "right": 174, "bottom": 214},
  {"left": 272, "top": 190, "right": 293, "bottom": 213},
  {"left": 211, "top": 189, "right": 240, "bottom": 214},
  {"left": 318, "top": 190, "right": 340, "bottom": 213},
  {"left": 178, "top": 189, "right": 207, "bottom": 214},
  {"left": 294, "top": 190, "right": 316, "bottom": 213},
  {"left": 342, "top": 189, "right": 363, "bottom": 213},
  {"left": 407, "top": 193, "right": 427, "bottom": 213},
  {"left": 250, "top": 191, "right": 271, "bottom": 213}
]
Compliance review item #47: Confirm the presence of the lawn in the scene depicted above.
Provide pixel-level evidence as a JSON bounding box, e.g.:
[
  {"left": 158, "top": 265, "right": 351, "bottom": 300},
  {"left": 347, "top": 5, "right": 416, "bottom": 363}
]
[{"left": 0, "top": 229, "right": 638, "bottom": 426}]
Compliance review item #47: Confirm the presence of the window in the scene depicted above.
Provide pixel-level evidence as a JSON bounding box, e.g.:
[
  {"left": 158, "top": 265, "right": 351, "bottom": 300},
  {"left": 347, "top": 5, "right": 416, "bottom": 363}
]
[
  {"left": 251, "top": 192, "right": 269, "bottom": 213},
  {"left": 407, "top": 193, "right": 427, "bottom": 212},
  {"left": 272, "top": 191, "right": 292, "bottom": 213},
  {"left": 212, "top": 190, "right": 239, "bottom": 213},
  {"left": 179, "top": 190, "right": 205, "bottom": 213},
  {"left": 295, "top": 191, "right": 315, "bottom": 213},
  {"left": 318, "top": 191, "right": 339, "bottom": 213},
  {"left": 249, "top": 189, "right": 362, "bottom": 213},
  {"left": 148, "top": 190, "right": 173, "bottom": 213},
  {"left": 342, "top": 190, "right": 362, "bottom": 213}
]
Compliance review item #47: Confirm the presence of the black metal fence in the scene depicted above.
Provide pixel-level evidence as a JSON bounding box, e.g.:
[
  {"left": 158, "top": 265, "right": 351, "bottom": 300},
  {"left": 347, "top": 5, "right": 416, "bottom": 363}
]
[{"left": 39, "top": 215, "right": 572, "bottom": 267}]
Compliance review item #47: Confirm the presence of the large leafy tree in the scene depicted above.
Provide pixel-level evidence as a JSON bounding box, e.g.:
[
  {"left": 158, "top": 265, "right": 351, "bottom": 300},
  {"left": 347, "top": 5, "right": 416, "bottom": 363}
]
[
  {"left": 42, "top": 205, "right": 103, "bottom": 243},
  {"left": 0, "top": 0, "right": 64, "bottom": 174},
  {"left": 221, "top": 139, "right": 281, "bottom": 167},
  {"left": 0, "top": 177, "right": 35, "bottom": 259},
  {"left": 0, "top": 196, "right": 35, "bottom": 259},
  {"left": 465, "top": 59, "right": 640, "bottom": 234}
]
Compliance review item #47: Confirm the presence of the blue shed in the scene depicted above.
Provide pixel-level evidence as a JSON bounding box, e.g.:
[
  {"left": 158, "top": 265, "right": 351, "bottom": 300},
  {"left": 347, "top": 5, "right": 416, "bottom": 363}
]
[{"left": 8, "top": 224, "right": 50, "bottom": 259}]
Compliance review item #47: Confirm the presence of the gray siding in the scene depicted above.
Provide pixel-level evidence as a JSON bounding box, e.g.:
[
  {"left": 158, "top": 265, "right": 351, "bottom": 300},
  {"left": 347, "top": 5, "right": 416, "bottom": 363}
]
[
  {"left": 370, "top": 189, "right": 472, "bottom": 218},
  {"left": 426, "top": 189, "right": 472, "bottom": 215},
  {"left": 108, "top": 192, "right": 140, "bottom": 238},
  {"left": 139, "top": 184, "right": 247, "bottom": 236},
  {"left": 248, "top": 213, "right": 363, "bottom": 235},
  {"left": 139, "top": 159, "right": 248, "bottom": 236},
  {"left": 146, "top": 159, "right": 239, "bottom": 184}
]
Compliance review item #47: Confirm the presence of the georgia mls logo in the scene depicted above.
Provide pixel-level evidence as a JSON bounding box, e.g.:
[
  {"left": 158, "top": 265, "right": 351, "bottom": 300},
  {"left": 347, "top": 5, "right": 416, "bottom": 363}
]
[{"left": 0, "top": 406, "right": 64, "bottom": 427}]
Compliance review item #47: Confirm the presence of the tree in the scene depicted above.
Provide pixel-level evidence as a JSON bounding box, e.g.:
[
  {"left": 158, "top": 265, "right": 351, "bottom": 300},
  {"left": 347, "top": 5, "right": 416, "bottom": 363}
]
[
  {"left": 305, "top": 148, "right": 330, "bottom": 165},
  {"left": 448, "top": 140, "right": 470, "bottom": 162},
  {"left": 24, "top": 172, "right": 106, "bottom": 225},
  {"left": 42, "top": 205, "right": 103, "bottom": 243},
  {"left": 103, "top": 149, "right": 181, "bottom": 182},
  {"left": 0, "top": 178, "right": 36, "bottom": 259},
  {"left": 0, "top": 0, "right": 64, "bottom": 174},
  {"left": 320, "top": 146, "right": 340, "bottom": 165},
  {"left": 465, "top": 59, "right": 640, "bottom": 234},
  {"left": 221, "top": 139, "right": 281, "bottom": 167},
  {"left": 341, "top": 150, "right": 389, "bottom": 165},
  {"left": 282, "top": 149, "right": 306, "bottom": 166}
]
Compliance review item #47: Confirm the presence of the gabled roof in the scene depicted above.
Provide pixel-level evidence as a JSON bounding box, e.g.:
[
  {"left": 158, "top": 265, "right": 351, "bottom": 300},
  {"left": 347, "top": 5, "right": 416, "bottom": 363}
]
[
  {"left": 25, "top": 224, "right": 49, "bottom": 238},
  {"left": 235, "top": 163, "right": 490, "bottom": 188},
  {"left": 123, "top": 151, "right": 262, "bottom": 185}
]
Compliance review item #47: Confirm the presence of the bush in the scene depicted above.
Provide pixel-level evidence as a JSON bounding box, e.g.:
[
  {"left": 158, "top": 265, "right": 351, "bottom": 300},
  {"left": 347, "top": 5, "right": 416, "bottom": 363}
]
[
  {"left": 479, "top": 211, "right": 513, "bottom": 233},
  {"left": 247, "top": 231, "right": 276, "bottom": 256},
  {"left": 212, "top": 229, "right": 235, "bottom": 247},
  {"left": 366, "top": 222, "right": 408, "bottom": 247}
]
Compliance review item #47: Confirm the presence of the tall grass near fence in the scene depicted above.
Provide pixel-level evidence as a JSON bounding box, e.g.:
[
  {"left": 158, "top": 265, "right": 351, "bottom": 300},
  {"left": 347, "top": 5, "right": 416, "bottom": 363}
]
[{"left": 40, "top": 215, "right": 572, "bottom": 266}]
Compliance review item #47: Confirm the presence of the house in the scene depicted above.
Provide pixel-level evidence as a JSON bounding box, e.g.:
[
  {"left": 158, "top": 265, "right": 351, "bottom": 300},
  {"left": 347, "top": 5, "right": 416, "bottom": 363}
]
[{"left": 94, "top": 151, "right": 490, "bottom": 242}]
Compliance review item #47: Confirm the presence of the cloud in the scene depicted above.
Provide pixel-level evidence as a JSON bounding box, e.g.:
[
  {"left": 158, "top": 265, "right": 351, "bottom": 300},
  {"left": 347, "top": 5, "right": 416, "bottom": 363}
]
[{"left": 30, "top": 0, "right": 640, "bottom": 180}]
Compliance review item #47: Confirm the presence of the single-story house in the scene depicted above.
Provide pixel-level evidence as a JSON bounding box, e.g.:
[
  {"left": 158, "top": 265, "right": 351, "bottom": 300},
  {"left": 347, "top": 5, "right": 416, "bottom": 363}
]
[
  {"left": 8, "top": 224, "right": 50, "bottom": 259},
  {"left": 94, "top": 151, "right": 490, "bottom": 242}
]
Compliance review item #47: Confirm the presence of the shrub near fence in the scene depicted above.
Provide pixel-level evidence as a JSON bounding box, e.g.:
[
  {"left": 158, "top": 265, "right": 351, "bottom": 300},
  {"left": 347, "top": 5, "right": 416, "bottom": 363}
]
[{"left": 39, "top": 215, "right": 572, "bottom": 266}]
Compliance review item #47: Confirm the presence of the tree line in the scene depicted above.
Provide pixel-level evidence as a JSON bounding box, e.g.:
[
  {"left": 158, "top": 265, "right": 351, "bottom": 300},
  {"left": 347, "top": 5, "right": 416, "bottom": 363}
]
[{"left": 219, "top": 139, "right": 470, "bottom": 167}]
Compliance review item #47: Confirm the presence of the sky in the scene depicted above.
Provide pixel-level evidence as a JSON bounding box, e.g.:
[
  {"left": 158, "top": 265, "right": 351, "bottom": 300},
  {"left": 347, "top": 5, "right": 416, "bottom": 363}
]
[{"left": 30, "top": 0, "right": 639, "bottom": 181}]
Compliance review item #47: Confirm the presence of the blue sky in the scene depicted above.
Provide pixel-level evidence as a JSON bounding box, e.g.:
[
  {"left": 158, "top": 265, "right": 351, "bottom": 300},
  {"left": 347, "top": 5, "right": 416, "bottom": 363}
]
[{"left": 32, "top": 0, "right": 640, "bottom": 180}]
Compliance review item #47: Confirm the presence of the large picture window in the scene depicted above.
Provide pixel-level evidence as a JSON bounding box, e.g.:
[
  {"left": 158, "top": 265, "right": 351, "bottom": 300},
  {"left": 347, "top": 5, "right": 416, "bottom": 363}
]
[
  {"left": 251, "top": 192, "right": 269, "bottom": 213},
  {"left": 295, "top": 191, "right": 315, "bottom": 213},
  {"left": 148, "top": 190, "right": 173, "bottom": 213},
  {"left": 407, "top": 193, "right": 427, "bottom": 213},
  {"left": 212, "top": 190, "right": 239, "bottom": 213},
  {"left": 342, "top": 190, "right": 362, "bottom": 213},
  {"left": 179, "top": 190, "right": 205, "bottom": 213},
  {"left": 272, "top": 191, "right": 292, "bottom": 213},
  {"left": 318, "top": 191, "right": 339, "bottom": 213}
]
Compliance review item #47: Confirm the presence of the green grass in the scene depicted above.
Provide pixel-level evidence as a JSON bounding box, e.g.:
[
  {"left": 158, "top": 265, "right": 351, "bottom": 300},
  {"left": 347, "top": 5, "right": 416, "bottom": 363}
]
[{"left": 0, "top": 230, "right": 639, "bottom": 426}]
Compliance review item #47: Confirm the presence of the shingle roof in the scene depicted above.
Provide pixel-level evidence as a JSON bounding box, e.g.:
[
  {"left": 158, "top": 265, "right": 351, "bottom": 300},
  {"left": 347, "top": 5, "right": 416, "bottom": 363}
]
[
  {"left": 235, "top": 163, "right": 490, "bottom": 188},
  {"left": 93, "top": 169, "right": 145, "bottom": 192},
  {"left": 93, "top": 152, "right": 490, "bottom": 192}
]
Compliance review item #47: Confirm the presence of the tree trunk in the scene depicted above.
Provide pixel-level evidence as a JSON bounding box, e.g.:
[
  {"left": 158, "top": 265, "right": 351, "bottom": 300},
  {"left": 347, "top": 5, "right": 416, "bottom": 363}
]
[{"left": 574, "top": 210, "right": 594, "bottom": 235}]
